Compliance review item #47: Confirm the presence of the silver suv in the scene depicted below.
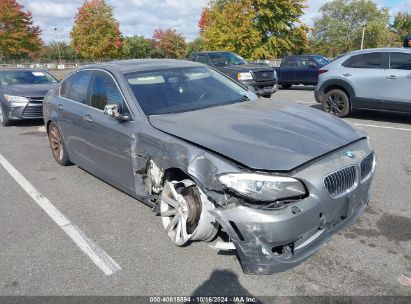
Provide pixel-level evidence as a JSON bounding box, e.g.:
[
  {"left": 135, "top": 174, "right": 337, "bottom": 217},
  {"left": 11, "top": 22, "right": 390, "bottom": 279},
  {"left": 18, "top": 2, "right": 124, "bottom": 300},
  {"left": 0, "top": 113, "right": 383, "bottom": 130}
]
[{"left": 315, "top": 48, "right": 411, "bottom": 117}]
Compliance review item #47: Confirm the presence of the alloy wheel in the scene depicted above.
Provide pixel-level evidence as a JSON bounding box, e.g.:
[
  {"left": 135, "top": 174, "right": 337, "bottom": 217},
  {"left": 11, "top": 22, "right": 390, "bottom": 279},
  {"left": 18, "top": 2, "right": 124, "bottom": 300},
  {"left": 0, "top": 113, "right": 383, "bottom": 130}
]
[
  {"left": 49, "top": 124, "right": 64, "bottom": 161},
  {"left": 324, "top": 93, "right": 345, "bottom": 115},
  {"left": 160, "top": 181, "right": 202, "bottom": 246},
  {"left": 0, "top": 106, "right": 3, "bottom": 123}
]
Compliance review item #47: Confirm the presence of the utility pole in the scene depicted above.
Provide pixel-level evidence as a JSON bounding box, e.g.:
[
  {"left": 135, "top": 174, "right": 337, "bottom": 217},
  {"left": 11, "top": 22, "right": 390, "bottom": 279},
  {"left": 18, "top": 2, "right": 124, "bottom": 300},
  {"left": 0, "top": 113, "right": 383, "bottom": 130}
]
[{"left": 360, "top": 22, "right": 367, "bottom": 50}]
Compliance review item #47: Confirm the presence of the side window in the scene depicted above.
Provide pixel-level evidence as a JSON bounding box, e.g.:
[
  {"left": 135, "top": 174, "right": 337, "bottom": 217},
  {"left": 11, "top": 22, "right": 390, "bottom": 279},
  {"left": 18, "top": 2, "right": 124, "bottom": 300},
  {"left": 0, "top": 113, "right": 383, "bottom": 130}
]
[
  {"left": 90, "top": 71, "right": 125, "bottom": 112},
  {"left": 390, "top": 53, "right": 411, "bottom": 70},
  {"left": 342, "top": 53, "right": 382, "bottom": 69},
  {"left": 282, "top": 57, "right": 297, "bottom": 67},
  {"left": 61, "top": 71, "right": 93, "bottom": 103},
  {"left": 197, "top": 55, "right": 208, "bottom": 65},
  {"left": 297, "top": 57, "right": 315, "bottom": 67}
]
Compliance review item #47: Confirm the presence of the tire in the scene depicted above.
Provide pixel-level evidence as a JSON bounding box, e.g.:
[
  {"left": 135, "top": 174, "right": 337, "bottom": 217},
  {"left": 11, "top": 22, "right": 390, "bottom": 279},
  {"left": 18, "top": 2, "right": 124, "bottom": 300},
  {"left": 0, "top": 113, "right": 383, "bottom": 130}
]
[
  {"left": 261, "top": 93, "right": 272, "bottom": 98},
  {"left": 47, "top": 122, "right": 71, "bottom": 166},
  {"left": 0, "top": 104, "right": 11, "bottom": 127},
  {"left": 322, "top": 89, "right": 350, "bottom": 118},
  {"left": 281, "top": 84, "right": 292, "bottom": 89}
]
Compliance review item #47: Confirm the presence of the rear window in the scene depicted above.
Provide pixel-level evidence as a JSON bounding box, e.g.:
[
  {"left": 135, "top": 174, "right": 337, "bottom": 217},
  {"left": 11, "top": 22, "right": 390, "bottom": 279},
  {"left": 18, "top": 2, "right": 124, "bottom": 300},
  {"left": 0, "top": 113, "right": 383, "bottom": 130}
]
[
  {"left": 282, "top": 57, "right": 297, "bottom": 67},
  {"left": 60, "top": 71, "right": 93, "bottom": 104},
  {"left": 342, "top": 53, "right": 383, "bottom": 69},
  {"left": 390, "top": 52, "right": 411, "bottom": 70}
]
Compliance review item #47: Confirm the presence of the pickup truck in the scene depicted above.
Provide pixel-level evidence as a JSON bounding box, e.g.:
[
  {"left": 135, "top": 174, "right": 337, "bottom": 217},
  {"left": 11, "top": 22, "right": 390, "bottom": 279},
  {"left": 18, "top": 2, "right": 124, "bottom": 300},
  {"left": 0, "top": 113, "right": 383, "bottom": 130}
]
[
  {"left": 189, "top": 51, "right": 278, "bottom": 98},
  {"left": 275, "top": 55, "right": 330, "bottom": 88}
]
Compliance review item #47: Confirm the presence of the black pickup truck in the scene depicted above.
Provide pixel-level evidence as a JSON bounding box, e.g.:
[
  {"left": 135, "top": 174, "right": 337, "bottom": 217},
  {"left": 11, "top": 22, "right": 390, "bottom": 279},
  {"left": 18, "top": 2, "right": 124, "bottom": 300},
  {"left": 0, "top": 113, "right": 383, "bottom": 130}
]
[
  {"left": 275, "top": 55, "right": 329, "bottom": 89},
  {"left": 189, "top": 51, "right": 278, "bottom": 98}
]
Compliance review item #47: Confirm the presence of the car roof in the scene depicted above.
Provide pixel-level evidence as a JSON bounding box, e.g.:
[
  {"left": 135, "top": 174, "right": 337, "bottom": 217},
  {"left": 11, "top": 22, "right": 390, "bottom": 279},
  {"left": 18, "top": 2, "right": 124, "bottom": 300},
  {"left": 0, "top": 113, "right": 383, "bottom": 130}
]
[
  {"left": 80, "top": 59, "right": 203, "bottom": 74},
  {"left": 346, "top": 47, "right": 411, "bottom": 56}
]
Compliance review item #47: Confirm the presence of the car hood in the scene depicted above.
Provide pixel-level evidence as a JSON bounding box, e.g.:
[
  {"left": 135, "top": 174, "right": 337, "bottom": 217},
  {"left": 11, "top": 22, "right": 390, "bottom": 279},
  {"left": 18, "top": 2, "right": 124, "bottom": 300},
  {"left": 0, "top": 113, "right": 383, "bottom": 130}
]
[
  {"left": 224, "top": 64, "right": 273, "bottom": 72},
  {"left": 149, "top": 100, "right": 365, "bottom": 171},
  {"left": 3, "top": 83, "right": 57, "bottom": 98}
]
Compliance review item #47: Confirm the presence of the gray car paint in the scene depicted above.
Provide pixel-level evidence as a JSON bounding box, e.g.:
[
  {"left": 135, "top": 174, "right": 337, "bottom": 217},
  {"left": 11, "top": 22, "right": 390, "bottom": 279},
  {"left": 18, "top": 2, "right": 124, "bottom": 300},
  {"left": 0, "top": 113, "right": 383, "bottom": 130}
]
[
  {"left": 149, "top": 99, "right": 365, "bottom": 171},
  {"left": 43, "top": 59, "right": 375, "bottom": 274},
  {"left": 0, "top": 71, "right": 57, "bottom": 121}
]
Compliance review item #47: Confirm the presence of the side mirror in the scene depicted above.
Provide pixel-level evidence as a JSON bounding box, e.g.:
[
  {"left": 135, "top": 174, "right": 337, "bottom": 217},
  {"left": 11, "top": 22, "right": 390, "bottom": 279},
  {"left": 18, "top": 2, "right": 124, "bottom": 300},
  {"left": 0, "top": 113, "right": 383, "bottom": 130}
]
[
  {"left": 103, "top": 104, "right": 130, "bottom": 122},
  {"left": 309, "top": 62, "right": 317, "bottom": 68}
]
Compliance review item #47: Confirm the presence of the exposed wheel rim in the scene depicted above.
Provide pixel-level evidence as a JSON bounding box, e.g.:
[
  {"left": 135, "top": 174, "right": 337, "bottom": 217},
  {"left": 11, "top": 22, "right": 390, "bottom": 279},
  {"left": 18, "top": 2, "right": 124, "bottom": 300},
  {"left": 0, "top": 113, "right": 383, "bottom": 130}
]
[
  {"left": 160, "top": 182, "right": 196, "bottom": 246},
  {"left": 49, "top": 125, "right": 63, "bottom": 161},
  {"left": 0, "top": 106, "right": 4, "bottom": 123},
  {"left": 324, "top": 93, "right": 346, "bottom": 115}
]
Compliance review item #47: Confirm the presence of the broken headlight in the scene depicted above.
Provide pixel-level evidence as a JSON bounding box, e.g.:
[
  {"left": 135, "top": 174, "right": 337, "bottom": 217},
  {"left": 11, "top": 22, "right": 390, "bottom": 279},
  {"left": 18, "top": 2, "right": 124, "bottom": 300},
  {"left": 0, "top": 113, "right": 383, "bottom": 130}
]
[{"left": 217, "top": 173, "right": 306, "bottom": 202}]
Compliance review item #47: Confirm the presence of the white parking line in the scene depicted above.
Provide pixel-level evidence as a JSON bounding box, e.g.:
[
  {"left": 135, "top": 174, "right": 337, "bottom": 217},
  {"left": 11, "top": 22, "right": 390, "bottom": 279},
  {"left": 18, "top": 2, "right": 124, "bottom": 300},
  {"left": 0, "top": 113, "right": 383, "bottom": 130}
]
[
  {"left": 353, "top": 123, "right": 411, "bottom": 132},
  {"left": 295, "top": 100, "right": 318, "bottom": 105},
  {"left": 0, "top": 153, "right": 121, "bottom": 276}
]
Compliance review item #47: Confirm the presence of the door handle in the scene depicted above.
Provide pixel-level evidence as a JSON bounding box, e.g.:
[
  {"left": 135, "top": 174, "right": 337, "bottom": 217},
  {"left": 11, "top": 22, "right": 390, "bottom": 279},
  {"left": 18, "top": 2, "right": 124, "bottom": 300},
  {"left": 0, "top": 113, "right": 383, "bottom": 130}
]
[
  {"left": 342, "top": 73, "right": 352, "bottom": 77},
  {"left": 83, "top": 115, "right": 93, "bottom": 123},
  {"left": 57, "top": 104, "right": 63, "bottom": 111},
  {"left": 386, "top": 75, "right": 398, "bottom": 80}
]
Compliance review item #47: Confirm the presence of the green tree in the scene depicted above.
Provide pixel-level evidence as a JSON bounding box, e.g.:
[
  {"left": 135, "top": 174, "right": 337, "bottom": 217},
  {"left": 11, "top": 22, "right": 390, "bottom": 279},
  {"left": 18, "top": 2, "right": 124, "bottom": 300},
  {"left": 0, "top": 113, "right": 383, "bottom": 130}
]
[
  {"left": 39, "top": 41, "right": 78, "bottom": 62},
  {"left": 70, "top": 0, "right": 123, "bottom": 60},
  {"left": 200, "top": 0, "right": 308, "bottom": 59},
  {"left": 0, "top": 0, "right": 42, "bottom": 61},
  {"left": 186, "top": 37, "right": 205, "bottom": 58},
  {"left": 123, "top": 35, "right": 154, "bottom": 59},
  {"left": 152, "top": 28, "right": 187, "bottom": 59},
  {"left": 392, "top": 11, "right": 411, "bottom": 40},
  {"left": 311, "top": 0, "right": 393, "bottom": 58}
]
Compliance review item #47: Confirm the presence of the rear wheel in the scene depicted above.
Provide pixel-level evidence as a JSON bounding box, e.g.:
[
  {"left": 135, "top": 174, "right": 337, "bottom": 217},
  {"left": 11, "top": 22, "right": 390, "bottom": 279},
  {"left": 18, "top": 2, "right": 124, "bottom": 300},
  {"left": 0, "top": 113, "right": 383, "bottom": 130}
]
[
  {"left": 0, "top": 104, "right": 11, "bottom": 127},
  {"left": 48, "top": 122, "right": 71, "bottom": 166},
  {"left": 160, "top": 180, "right": 218, "bottom": 246},
  {"left": 322, "top": 89, "right": 350, "bottom": 118},
  {"left": 281, "top": 84, "right": 292, "bottom": 89}
]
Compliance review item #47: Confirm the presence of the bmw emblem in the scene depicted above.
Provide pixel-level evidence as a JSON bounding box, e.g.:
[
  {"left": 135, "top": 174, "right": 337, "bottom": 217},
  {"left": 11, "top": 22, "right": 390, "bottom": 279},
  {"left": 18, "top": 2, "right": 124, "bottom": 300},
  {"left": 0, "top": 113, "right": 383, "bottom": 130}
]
[{"left": 344, "top": 150, "right": 355, "bottom": 158}]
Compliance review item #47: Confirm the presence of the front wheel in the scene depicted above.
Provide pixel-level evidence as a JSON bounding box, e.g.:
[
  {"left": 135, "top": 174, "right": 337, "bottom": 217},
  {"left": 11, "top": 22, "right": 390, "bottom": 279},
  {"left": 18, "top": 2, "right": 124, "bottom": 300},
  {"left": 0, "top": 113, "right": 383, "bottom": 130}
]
[
  {"left": 160, "top": 180, "right": 218, "bottom": 246},
  {"left": 281, "top": 84, "right": 292, "bottom": 89},
  {"left": 47, "top": 122, "right": 71, "bottom": 166},
  {"left": 322, "top": 89, "right": 350, "bottom": 118}
]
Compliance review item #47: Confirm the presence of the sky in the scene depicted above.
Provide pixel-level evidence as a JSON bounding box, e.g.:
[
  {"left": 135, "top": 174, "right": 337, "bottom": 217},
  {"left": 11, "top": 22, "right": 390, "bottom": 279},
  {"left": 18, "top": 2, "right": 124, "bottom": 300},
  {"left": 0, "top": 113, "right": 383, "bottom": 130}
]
[{"left": 18, "top": 0, "right": 411, "bottom": 43}]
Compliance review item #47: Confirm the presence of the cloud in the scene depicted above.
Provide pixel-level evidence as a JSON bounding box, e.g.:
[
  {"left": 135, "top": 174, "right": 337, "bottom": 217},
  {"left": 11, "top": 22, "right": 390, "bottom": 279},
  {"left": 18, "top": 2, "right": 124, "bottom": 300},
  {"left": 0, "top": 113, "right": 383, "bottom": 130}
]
[{"left": 17, "top": 0, "right": 411, "bottom": 44}]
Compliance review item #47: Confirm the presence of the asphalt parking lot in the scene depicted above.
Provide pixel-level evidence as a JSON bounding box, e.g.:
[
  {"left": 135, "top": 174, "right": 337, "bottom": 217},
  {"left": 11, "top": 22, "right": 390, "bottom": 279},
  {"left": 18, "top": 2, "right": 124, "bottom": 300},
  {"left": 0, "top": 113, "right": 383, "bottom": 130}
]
[{"left": 0, "top": 86, "right": 410, "bottom": 297}]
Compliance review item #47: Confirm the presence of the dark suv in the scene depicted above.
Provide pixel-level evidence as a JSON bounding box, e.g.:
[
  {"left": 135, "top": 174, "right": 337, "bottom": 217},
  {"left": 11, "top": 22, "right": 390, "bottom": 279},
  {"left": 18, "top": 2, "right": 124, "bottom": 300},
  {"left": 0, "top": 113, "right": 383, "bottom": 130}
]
[{"left": 189, "top": 51, "right": 278, "bottom": 97}]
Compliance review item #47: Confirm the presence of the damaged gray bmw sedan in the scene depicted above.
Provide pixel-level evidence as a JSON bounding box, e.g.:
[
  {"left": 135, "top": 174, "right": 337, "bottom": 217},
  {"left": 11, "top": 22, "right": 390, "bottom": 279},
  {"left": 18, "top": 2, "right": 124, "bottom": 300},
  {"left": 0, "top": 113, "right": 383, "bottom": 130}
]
[{"left": 43, "top": 59, "right": 375, "bottom": 274}]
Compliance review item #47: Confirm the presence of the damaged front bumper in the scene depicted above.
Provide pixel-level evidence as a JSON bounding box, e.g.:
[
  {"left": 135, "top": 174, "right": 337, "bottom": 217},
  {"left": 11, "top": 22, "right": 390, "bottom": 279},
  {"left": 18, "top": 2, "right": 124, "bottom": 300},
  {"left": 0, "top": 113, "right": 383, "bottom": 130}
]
[{"left": 211, "top": 140, "right": 374, "bottom": 275}]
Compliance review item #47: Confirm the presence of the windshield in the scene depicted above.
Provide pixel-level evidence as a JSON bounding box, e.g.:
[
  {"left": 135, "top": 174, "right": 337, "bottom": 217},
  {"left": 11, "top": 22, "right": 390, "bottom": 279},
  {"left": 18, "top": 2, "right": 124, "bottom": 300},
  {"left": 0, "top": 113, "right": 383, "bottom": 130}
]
[
  {"left": 125, "top": 66, "right": 258, "bottom": 116},
  {"left": 209, "top": 52, "right": 247, "bottom": 67},
  {"left": 313, "top": 56, "right": 330, "bottom": 66},
  {"left": 0, "top": 70, "right": 58, "bottom": 86}
]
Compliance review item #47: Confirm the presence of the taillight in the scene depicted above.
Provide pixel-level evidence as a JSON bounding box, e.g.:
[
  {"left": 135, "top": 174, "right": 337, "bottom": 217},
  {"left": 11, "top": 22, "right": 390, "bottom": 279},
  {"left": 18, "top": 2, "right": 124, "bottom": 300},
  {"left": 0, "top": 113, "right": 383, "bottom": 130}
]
[{"left": 318, "top": 69, "right": 328, "bottom": 75}]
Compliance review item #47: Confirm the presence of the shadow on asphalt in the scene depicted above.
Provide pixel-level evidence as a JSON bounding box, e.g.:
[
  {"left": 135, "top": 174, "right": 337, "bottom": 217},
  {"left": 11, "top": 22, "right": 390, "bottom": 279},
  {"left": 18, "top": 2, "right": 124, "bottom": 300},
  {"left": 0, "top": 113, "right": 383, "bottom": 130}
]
[
  {"left": 279, "top": 85, "right": 316, "bottom": 91},
  {"left": 308, "top": 105, "right": 411, "bottom": 125},
  {"left": 5, "top": 119, "right": 44, "bottom": 128},
  {"left": 190, "top": 270, "right": 261, "bottom": 302}
]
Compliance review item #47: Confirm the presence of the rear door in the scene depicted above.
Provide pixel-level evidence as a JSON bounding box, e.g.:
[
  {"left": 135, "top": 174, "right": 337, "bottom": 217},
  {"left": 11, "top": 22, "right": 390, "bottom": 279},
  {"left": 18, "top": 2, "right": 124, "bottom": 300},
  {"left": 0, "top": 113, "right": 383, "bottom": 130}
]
[
  {"left": 83, "top": 70, "right": 136, "bottom": 193},
  {"left": 341, "top": 52, "right": 386, "bottom": 109},
  {"left": 382, "top": 52, "right": 411, "bottom": 112},
  {"left": 58, "top": 70, "right": 93, "bottom": 166},
  {"left": 296, "top": 57, "right": 318, "bottom": 84},
  {"left": 279, "top": 57, "right": 297, "bottom": 83}
]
